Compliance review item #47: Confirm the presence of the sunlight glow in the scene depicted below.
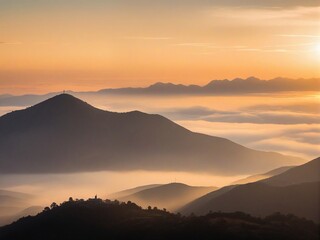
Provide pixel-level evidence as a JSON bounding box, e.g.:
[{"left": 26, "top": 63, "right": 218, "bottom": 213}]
[{"left": 315, "top": 44, "right": 320, "bottom": 55}]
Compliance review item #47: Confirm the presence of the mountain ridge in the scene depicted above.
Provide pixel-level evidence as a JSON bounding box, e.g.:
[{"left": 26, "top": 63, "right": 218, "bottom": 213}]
[
  {"left": 115, "top": 183, "right": 217, "bottom": 211},
  {"left": 0, "top": 94, "right": 303, "bottom": 174},
  {"left": 1, "top": 77, "right": 319, "bottom": 107},
  {"left": 231, "top": 166, "right": 294, "bottom": 185}
]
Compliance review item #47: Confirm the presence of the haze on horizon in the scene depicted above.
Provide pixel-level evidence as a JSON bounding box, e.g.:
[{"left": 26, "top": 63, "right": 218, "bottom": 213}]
[{"left": 0, "top": 0, "right": 320, "bottom": 94}]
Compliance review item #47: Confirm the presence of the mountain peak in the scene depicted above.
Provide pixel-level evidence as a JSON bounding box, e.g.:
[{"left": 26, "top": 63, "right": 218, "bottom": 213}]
[
  {"left": 29, "top": 94, "right": 96, "bottom": 113},
  {"left": 0, "top": 94, "right": 99, "bottom": 125},
  {"left": 36, "top": 93, "right": 86, "bottom": 106},
  {"left": 246, "top": 76, "right": 260, "bottom": 81},
  {"left": 148, "top": 82, "right": 177, "bottom": 89}
]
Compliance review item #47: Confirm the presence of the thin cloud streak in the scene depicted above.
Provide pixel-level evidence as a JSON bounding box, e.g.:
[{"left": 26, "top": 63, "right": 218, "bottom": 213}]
[
  {"left": 279, "top": 34, "right": 320, "bottom": 38},
  {"left": 0, "top": 41, "right": 22, "bottom": 45},
  {"left": 236, "top": 48, "right": 289, "bottom": 52},
  {"left": 175, "top": 42, "right": 315, "bottom": 54},
  {"left": 174, "top": 43, "right": 216, "bottom": 47},
  {"left": 178, "top": 121, "right": 320, "bottom": 159},
  {"left": 123, "top": 36, "right": 172, "bottom": 40}
]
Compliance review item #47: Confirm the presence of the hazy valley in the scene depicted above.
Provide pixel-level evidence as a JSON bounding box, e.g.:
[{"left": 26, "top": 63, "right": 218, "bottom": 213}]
[{"left": 0, "top": 92, "right": 319, "bottom": 234}]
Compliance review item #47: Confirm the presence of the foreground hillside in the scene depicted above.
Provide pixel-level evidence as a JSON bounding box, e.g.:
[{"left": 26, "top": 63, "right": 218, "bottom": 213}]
[{"left": 0, "top": 198, "right": 318, "bottom": 240}]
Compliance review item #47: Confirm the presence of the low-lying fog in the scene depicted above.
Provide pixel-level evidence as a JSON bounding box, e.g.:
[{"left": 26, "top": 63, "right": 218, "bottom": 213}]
[{"left": 0, "top": 171, "right": 246, "bottom": 207}]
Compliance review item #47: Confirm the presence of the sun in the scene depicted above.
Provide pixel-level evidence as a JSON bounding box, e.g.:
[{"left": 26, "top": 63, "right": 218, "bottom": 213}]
[{"left": 315, "top": 44, "right": 320, "bottom": 54}]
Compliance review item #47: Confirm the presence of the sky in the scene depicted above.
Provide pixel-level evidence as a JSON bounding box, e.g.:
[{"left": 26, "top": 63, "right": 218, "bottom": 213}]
[{"left": 0, "top": 0, "right": 320, "bottom": 94}]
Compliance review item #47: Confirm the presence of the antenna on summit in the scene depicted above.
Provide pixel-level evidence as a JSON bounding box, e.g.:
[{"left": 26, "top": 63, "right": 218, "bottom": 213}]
[{"left": 63, "top": 90, "right": 66, "bottom": 94}]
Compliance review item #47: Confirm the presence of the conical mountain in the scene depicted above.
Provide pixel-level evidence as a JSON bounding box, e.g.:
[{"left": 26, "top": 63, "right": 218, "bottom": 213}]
[{"left": 0, "top": 94, "right": 302, "bottom": 174}]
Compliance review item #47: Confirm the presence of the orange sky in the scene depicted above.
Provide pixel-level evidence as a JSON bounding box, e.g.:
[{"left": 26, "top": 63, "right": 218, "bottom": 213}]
[{"left": 0, "top": 1, "right": 319, "bottom": 94}]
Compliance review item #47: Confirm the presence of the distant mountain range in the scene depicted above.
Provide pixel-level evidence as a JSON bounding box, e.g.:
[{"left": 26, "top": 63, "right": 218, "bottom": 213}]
[
  {"left": 0, "top": 77, "right": 319, "bottom": 107},
  {"left": 181, "top": 157, "right": 320, "bottom": 222},
  {"left": 0, "top": 94, "right": 302, "bottom": 174},
  {"left": 98, "top": 77, "right": 320, "bottom": 95},
  {"left": 110, "top": 183, "right": 217, "bottom": 212}
]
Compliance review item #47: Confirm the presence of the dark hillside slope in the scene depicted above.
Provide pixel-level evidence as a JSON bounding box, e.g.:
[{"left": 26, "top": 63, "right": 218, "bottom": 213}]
[{"left": 181, "top": 158, "right": 320, "bottom": 222}]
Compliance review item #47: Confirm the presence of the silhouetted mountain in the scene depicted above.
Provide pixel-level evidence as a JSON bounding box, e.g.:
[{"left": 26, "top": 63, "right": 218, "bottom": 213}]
[
  {"left": 0, "top": 94, "right": 302, "bottom": 174},
  {"left": 181, "top": 157, "right": 320, "bottom": 222},
  {"left": 117, "top": 183, "right": 217, "bottom": 211},
  {"left": 0, "top": 198, "right": 318, "bottom": 240},
  {"left": 232, "top": 166, "right": 294, "bottom": 185},
  {"left": 108, "top": 184, "right": 163, "bottom": 199},
  {"left": 1, "top": 77, "right": 319, "bottom": 107}
]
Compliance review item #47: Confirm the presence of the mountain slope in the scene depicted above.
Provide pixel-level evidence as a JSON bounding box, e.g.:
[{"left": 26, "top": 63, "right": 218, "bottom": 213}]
[
  {"left": 232, "top": 166, "right": 294, "bottom": 185},
  {"left": 117, "top": 183, "right": 217, "bottom": 211},
  {"left": 179, "top": 185, "right": 237, "bottom": 214},
  {"left": 263, "top": 157, "right": 320, "bottom": 186},
  {"left": 183, "top": 182, "right": 320, "bottom": 222},
  {"left": 108, "top": 184, "right": 163, "bottom": 199},
  {"left": 0, "top": 94, "right": 302, "bottom": 174},
  {"left": 181, "top": 157, "right": 320, "bottom": 222}
]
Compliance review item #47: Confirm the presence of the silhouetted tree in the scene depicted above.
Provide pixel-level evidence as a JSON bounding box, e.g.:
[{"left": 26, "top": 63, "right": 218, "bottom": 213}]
[
  {"left": 0, "top": 197, "right": 318, "bottom": 240},
  {"left": 43, "top": 207, "right": 50, "bottom": 212},
  {"left": 50, "top": 202, "right": 58, "bottom": 209}
]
